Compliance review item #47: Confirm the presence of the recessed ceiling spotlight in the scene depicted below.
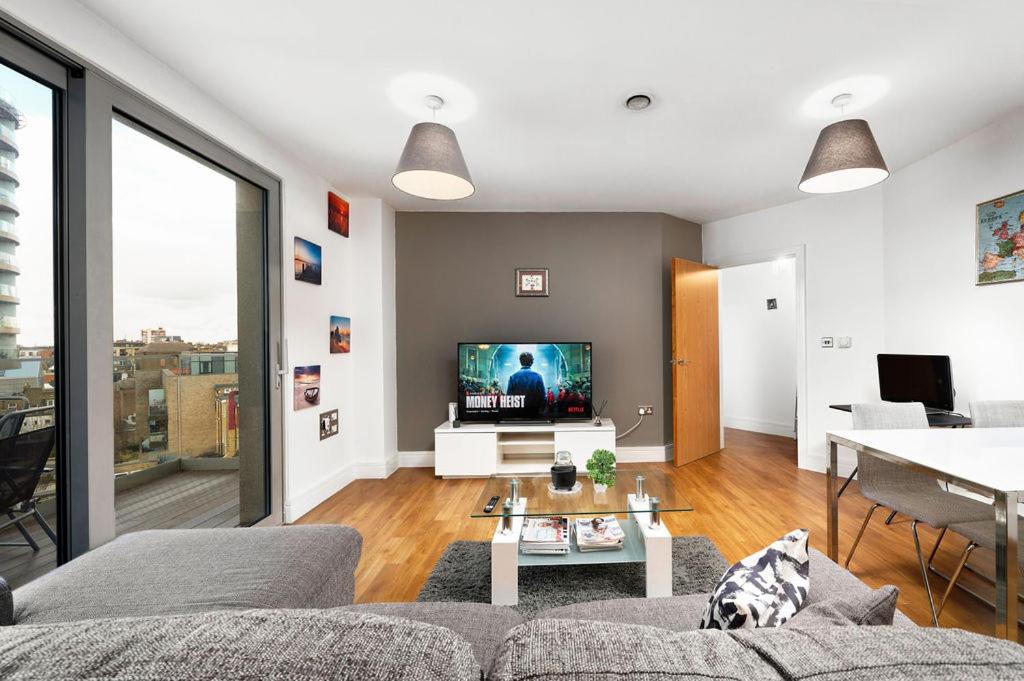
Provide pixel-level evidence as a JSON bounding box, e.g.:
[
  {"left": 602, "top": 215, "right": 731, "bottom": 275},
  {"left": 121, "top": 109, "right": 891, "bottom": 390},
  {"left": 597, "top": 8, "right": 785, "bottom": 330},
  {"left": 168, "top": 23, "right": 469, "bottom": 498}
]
[{"left": 624, "top": 94, "right": 652, "bottom": 111}]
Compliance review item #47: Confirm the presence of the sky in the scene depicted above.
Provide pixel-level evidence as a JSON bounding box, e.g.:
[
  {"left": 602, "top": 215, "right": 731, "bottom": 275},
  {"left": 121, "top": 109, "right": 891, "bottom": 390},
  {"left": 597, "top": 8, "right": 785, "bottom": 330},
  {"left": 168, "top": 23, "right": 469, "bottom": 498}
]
[{"left": 0, "top": 62, "right": 241, "bottom": 347}]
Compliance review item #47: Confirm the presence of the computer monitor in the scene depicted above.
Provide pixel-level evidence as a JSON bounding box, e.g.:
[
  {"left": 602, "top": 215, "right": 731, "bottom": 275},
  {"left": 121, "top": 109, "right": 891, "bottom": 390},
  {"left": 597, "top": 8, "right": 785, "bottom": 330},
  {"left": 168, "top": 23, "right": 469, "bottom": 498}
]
[{"left": 877, "top": 354, "right": 954, "bottom": 412}]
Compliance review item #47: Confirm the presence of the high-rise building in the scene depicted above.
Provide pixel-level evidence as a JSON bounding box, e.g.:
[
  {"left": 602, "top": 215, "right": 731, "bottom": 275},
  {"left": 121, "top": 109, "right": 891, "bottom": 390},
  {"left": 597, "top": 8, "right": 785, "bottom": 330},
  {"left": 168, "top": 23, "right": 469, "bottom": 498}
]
[
  {"left": 0, "top": 89, "right": 21, "bottom": 369},
  {"left": 141, "top": 327, "right": 167, "bottom": 344}
]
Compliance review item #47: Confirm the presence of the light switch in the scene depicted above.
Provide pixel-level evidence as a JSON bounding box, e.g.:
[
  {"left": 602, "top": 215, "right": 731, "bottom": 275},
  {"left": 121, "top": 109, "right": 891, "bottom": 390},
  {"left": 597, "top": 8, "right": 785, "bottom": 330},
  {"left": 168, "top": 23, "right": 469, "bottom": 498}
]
[{"left": 837, "top": 336, "right": 852, "bottom": 349}]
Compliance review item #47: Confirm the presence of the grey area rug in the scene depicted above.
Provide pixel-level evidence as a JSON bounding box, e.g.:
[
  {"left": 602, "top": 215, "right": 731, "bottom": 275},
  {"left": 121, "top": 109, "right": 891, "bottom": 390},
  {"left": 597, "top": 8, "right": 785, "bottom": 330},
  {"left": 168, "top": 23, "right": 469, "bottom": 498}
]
[{"left": 417, "top": 536, "right": 729, "bottom": 614}]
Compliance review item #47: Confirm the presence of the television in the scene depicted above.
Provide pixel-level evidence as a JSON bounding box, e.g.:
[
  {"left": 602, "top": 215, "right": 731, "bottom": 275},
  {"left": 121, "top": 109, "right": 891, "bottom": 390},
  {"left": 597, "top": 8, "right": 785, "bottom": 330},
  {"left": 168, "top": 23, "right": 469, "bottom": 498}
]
[
  {"left": 877, "top": 354, "right": 954, "bottom": 412},
  {"left": 457, "top": 342, "right": 593, "bottom": 423}
]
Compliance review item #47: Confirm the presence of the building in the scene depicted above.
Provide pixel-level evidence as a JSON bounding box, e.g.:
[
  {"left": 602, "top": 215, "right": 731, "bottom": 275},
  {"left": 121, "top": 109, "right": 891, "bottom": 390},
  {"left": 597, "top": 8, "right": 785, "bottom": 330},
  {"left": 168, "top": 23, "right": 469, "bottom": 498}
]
[
  {"left": 140, "top": 327, "right": 167, "bottom": 344},
  {"left": 0, "top": 89, "right": 20, "bottom": 370}
]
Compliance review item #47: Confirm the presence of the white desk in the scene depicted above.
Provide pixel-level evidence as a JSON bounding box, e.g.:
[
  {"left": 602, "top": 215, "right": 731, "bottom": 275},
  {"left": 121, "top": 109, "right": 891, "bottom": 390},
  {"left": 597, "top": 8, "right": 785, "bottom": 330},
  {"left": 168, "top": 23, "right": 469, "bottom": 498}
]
[{"left": 826, "top": 427, "right": 1024, "bottom": 640}]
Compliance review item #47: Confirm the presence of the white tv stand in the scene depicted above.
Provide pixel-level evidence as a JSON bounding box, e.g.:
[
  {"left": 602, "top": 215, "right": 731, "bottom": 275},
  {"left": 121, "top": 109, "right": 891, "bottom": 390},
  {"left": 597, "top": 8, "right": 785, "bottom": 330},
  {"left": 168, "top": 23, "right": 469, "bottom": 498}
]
[{"left": 433, "top": 419, "right": 616, "bottom": 477}]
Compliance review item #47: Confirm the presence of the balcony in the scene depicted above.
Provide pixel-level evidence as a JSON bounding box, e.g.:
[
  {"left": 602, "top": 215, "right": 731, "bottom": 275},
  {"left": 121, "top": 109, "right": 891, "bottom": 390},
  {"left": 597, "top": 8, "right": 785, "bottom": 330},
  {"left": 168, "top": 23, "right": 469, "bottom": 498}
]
[
  {"left": 0, "top": 127, "right": 17, "bottom": 157},
  {"left": 0, "top": 188, "right": 17, "bottom": 217},
  {"left": 0, "top": 252, "right": 18, "bottom": 274},
  {"left": 0, "top": 459, "right": 240, "bottom": 589},
  {"left": 0, "top": 283, "right": 17, "bottom": 304},
  {"left": 0, "top": 158, "right": 18, "bottom": 186},
  {"left": 0, "top": 219, "right": 17, "bottom": 244}
]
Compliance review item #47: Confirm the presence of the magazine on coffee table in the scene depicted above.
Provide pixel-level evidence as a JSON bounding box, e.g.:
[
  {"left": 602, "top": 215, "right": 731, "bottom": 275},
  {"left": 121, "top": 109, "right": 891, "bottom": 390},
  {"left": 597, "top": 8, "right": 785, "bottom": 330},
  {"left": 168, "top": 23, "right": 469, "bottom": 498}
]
[
  {"left": 520, "top": 516, "right": 570, "bottom": 554},
  {"left": 573, "top": 516, "right": 626, "bottom": 552}
]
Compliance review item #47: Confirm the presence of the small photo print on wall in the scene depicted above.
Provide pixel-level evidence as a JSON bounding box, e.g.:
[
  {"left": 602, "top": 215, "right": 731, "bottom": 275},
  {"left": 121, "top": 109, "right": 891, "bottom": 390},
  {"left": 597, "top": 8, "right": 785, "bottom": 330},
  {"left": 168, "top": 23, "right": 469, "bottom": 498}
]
[
  {"left": 294, "top": 237, "right": 322, "bottom": 285},
  {"left": 330, "top": 315, "right": 351, "bottom": 354},
  {"left": 328, "top": 192, "right": 350, "bottom": 238},
  {"left": 977, "top": 189, "right": 1024, "bottom": 285},
  {"left": 293, "top": 365, "right": 321, "bottom": 410}
]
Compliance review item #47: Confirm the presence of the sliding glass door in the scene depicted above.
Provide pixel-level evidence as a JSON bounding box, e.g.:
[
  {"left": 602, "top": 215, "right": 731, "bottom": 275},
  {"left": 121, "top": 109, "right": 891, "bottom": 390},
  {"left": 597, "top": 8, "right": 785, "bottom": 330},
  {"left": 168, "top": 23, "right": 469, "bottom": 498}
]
[
  {"left": 111, "top": 116, "right": 272, "bottom": 531},
  {"left": 0, "top": 50, "right": 61, "bottom": 587}
]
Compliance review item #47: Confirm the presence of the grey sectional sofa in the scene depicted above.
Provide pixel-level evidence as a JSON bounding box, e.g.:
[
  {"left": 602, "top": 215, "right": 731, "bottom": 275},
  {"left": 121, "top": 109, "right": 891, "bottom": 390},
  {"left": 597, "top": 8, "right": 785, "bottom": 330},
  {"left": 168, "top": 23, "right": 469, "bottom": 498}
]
[{"left": 2, "top": 525, "right": 1022, "bottom": 680}]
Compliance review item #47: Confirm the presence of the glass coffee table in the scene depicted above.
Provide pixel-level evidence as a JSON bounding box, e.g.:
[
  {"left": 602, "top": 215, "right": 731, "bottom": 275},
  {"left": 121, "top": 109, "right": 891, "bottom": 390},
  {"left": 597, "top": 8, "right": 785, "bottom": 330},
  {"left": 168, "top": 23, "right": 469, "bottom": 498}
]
[{"left": 471, "top": 471, "right": 692, "bottom": 605}]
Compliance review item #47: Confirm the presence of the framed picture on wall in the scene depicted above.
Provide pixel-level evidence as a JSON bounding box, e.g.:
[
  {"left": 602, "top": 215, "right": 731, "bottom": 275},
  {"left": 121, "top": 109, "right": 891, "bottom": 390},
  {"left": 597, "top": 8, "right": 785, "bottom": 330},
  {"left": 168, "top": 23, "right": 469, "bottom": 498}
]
[
  {"left": 328, "top": 191, "right": 349, "bottom": 238},
  {"left": 515, "top": 268, "right": 549, "bottom": 297},
  {"left": 293, "top": 365, "right": 321, "bottom": 410},
  {"left": 330, "top": 315, "right": 351, "bottom": 353},
  {"left": 294, "top": 237, "right": 322, "bottom": 285},
  {"left": 976, "top": 189, "right": 1024, "bottom": 285}
]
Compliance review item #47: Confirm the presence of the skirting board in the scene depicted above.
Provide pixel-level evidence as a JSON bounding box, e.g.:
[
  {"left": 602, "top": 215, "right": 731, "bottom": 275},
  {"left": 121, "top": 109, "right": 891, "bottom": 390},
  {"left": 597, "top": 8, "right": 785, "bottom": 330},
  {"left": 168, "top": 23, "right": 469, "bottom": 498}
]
[
  {"left": 724, "top": 416, "right": 795, "bottom": 439},
  {"left": 397, "top": 445, "right": 672, "bottom": 469},
  {"left": 284, "top": 464, "right": 357, "bottom": 523}
]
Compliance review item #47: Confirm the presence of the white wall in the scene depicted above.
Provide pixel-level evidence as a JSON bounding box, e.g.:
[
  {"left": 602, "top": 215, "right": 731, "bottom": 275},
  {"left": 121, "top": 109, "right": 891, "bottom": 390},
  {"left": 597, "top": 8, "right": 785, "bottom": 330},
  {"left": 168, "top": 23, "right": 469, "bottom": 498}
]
[
  {"left": 719, "top": 259, "right": 797, "bottom": 438},
  {"left": 707, "top": 106, "right": 1024, "bottom": 475},
  {"left": 704, "top": 189, "right": 886, "bottom": 474},
  {"left": 3, "top": 0, "right": 397, "bottom": 524},
  {"left": 883, "top": 108, "right": 1024, "bottom": 411}
]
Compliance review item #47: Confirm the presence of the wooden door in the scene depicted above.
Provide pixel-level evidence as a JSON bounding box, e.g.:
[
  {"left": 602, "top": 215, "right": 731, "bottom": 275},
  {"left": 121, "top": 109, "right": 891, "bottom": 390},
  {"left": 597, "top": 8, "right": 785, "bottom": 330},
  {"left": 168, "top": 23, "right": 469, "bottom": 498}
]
[{"left": 671, "top": 258, "right": 722, "bottom": 465}]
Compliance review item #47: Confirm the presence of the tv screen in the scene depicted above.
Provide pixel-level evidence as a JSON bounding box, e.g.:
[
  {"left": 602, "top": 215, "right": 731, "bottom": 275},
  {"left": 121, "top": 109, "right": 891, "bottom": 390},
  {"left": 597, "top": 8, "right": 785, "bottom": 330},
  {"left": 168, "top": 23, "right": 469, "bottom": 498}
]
[
  {"left": 458, "top": 342, "right": 593, "bottom": 422},
  {"left": 877, "top": 354, "right": 954, "bottom": 412}
]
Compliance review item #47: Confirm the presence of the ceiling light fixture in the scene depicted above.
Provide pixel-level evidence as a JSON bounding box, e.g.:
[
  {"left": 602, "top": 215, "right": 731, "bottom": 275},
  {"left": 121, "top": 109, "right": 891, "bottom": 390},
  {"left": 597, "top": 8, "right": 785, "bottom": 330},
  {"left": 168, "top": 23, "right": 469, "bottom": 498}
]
[
  {"left": 392, "top": 95, "right": 474, "bottom": 201},
  {"left": 798, "top": 93, "right": 889, "bottom": 194},
  {"left": 625, "top": 94, "right": 652, "bottom": 111}
]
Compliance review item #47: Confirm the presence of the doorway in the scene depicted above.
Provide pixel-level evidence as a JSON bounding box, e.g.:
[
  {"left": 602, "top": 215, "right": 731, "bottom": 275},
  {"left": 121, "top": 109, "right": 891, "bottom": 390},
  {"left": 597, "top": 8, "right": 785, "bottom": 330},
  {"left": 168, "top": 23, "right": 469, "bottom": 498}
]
[
  {"left": 707, "top": 246, "right": 809, "bottom": 465},
  {"left": 719, "top": 257, "right": 798, "bottom": 449}
]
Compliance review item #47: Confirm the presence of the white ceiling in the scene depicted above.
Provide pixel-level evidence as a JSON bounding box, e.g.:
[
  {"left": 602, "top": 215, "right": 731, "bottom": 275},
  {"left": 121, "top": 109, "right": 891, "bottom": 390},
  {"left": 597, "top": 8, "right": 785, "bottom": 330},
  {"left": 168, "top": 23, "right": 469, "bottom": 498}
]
[{"left": 78, "top": 0, "right": 1024, "bottom": 223}]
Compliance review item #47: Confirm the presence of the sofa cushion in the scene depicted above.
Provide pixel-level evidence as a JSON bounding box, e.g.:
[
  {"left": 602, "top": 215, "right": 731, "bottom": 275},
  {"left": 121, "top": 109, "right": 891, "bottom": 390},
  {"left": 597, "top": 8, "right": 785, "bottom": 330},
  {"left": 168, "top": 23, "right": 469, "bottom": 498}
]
[
  {"left": 0, "top": 609, "right": 479, "bottom": 680},
  {"left": 700, "top": 529, "right": 810, "bottom": 629},
  {"left": 0, "top": 577, "right": 11, "bottom": 626},
  {"left": 535, "top": 593, "right": 712, "bottom": 631},
  {"left": 13, "top": 525, "right": 362, "bottom": 625},
  {"left": 732, "top": 626, "right": 1024, "bottom": 680},
  {"left": 337, "top": 601, "right": 524, "bottom": 676},
  {"left": 806, "top": 548, "right": 914, "bottom": 627},
  {"left": 492, "top": 618, "right": 782, "bottom": 681},
  {"left": 783, "top": 585, "right": 899, "bottom": 628}
]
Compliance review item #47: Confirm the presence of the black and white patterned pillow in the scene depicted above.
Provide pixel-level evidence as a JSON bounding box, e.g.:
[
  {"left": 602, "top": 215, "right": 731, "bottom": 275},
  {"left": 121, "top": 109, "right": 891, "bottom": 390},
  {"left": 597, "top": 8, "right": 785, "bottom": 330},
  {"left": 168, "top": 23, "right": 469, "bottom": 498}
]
[{"left": 699, "top": 529, "right": 810, "bottom": 630}]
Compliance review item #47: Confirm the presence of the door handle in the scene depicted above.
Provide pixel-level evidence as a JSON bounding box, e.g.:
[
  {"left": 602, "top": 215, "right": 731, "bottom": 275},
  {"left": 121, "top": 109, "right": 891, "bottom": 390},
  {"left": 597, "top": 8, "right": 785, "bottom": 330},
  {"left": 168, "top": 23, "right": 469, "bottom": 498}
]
[{"left": 670, "top": 358, "right": 691, "bottom": 366}]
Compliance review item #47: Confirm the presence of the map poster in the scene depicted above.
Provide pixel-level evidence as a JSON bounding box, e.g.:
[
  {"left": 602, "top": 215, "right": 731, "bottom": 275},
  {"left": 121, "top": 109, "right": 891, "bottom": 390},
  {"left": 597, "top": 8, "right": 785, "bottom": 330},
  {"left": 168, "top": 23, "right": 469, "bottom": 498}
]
[{"left": 977, "top": 189, "right": 1024, "bottom": 285}]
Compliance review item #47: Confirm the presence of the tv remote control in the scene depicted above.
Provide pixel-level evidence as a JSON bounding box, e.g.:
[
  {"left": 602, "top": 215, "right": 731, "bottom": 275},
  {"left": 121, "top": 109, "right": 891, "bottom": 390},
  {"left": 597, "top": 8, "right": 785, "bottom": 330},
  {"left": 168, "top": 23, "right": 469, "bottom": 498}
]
[{"left": 483, "top": 495, "right": 501, "bottom": 513}]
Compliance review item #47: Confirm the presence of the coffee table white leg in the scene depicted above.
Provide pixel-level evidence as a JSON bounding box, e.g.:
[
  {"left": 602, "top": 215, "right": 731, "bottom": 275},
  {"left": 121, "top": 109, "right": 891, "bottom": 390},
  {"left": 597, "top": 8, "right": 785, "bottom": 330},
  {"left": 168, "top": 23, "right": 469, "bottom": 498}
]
[
  {"left": 640, "top": 518, "right": 672, "bottom": 597},
  {"left": 491, "top": 499, "right": 526, "bottom": 606},
  {"left": 629, "top": 494, "right": 672, "bottom": 598}
]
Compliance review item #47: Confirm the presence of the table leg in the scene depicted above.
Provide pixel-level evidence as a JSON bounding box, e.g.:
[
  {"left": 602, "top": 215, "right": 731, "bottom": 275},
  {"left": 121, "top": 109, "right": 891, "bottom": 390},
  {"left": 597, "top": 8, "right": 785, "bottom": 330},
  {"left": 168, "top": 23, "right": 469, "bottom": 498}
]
[
  {"left": 491, "top": 500, "right": 525, "bottom": 606},
  {"left": 994, "top": 491, "right": 1019, "bottom": 641},
  {"left": 826, "top": 438, "right": 839, "bottom": 562}
]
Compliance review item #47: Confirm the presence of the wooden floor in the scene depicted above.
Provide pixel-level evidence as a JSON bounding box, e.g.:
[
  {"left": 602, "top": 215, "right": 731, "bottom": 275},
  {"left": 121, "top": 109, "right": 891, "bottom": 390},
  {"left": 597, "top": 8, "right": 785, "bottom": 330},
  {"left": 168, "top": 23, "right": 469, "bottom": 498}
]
[
  {"left": 298, "top": 428, "right": 1015, "bottom": 639},
  {"left": 1, "top": 470, "right": 239, "bottom": 589}
]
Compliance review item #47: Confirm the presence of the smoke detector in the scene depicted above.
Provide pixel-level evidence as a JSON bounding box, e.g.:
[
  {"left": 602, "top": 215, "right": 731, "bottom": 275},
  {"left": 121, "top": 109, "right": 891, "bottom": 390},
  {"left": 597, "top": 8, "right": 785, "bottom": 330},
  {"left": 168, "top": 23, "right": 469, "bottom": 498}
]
[{"left": 624, "top": 93, "right": 653, "bottom": 111}]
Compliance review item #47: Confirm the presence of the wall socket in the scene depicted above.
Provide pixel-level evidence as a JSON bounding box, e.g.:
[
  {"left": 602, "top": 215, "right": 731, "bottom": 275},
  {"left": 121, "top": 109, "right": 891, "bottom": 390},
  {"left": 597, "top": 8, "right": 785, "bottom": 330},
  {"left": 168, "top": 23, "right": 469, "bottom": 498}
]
[
  {"left": 638, "top": 405, "right": 654, "bottom": 416},
  {"left": 821, "top": 337, "right": 834, "bottom": 348}
]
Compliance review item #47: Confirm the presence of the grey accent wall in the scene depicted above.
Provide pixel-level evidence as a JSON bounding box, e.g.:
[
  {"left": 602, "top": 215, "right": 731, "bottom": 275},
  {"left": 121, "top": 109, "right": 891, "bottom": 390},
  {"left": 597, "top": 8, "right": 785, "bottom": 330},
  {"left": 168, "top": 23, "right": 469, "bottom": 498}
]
[{"left": 395, "top": 212, "right": 701, "bottom": 452}]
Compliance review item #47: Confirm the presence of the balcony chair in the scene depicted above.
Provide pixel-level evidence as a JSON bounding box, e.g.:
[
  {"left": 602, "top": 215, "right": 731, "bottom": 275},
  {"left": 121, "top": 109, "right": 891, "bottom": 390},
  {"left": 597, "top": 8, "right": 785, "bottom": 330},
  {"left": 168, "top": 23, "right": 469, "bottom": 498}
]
[
  {"left": 844, "top": 402, "right": 993, "bottom": 625},
  {"left": 0, "top": 426, "right": 57, "bottom": 551},
  {"left": 936, "top": 400, "right": 1024, "bottom": 621}
]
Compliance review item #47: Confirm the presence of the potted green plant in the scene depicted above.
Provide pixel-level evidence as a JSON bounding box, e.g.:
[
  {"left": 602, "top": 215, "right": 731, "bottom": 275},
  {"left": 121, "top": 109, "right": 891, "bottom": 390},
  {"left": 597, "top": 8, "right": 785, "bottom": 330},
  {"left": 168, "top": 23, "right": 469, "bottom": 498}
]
[{"left": 586, "top": 448, "right": 616, "bottom": 493}]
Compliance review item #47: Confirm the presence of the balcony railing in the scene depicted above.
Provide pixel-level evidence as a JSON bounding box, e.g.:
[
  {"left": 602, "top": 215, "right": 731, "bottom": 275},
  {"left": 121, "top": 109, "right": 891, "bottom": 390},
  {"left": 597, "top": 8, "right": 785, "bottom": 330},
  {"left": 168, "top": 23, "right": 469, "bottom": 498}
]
[
  {"left": 0, "top": 157, "right": 17, "bottom": 184},
  {"left": 0, "top": 128, "right": 17, "bottom": 155},
  {"left": 0, "top": 284, "right": 17, "bottom": 298},
  {"left": 0, "top": 219, "right": 17, "bottom": 241},
  {"left": 0, "top": 252, "right": 17, "bottom": 268},
  {"left": 0, "top": 316, "right": 19, "bottom": 329}
]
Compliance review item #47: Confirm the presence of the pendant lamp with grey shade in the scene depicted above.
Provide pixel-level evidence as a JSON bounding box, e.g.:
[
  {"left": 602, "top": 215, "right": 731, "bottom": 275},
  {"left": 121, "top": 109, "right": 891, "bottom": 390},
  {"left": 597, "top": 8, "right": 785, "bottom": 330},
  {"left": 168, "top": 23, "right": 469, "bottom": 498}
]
[
  {"left": 392, "top": 95, "right": 474, "bottom": 201},
  {"left": 798, "top": 94, "right": 889, "bottom": 194}
]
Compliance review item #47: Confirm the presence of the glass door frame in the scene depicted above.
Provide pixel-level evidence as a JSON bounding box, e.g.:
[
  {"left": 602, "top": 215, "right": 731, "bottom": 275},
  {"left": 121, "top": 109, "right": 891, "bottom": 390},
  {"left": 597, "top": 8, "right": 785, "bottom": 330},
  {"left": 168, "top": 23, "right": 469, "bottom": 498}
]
[
  {"left": 0, "top": 15, "right": 285, "bottom": 562},
  {"left": 91, "top": 79, "right": 285, "bottom": 540},
  {"left": 0, "top": 27, "right": 78, "bottom": 562}
]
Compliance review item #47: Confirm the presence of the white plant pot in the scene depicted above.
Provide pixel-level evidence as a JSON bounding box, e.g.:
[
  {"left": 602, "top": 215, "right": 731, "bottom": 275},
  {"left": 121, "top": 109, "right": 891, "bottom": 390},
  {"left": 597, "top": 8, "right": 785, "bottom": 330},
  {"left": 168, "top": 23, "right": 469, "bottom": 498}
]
[{"left": 592, "top": 483, "right": 608, "bottom": 493}]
